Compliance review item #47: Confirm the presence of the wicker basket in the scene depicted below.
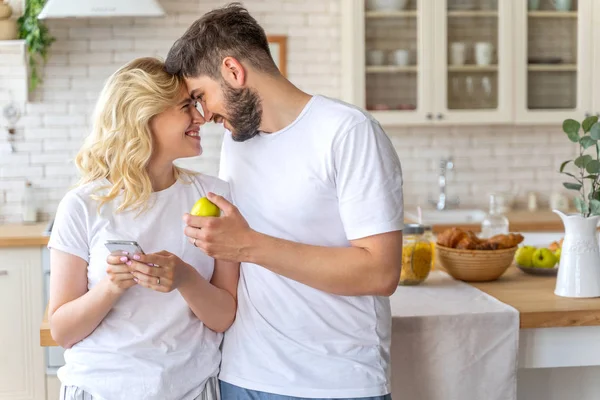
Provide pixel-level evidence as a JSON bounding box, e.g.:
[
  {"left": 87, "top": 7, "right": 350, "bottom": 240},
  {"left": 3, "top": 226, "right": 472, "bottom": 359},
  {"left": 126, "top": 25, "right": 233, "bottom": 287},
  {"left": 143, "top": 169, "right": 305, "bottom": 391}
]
[{"left": 436, "top": 245, "right": 517, "bottom": 282}]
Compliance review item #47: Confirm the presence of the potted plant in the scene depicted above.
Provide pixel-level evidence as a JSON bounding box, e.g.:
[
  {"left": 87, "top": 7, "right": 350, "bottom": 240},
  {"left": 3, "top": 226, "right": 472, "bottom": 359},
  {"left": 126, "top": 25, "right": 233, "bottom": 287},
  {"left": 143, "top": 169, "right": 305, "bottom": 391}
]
[
  {"left": 555, "top": 116, "right": 600, "bottom": 298},
  {"left": 17, "top": 0, "right": 54, "bottom": 91}
]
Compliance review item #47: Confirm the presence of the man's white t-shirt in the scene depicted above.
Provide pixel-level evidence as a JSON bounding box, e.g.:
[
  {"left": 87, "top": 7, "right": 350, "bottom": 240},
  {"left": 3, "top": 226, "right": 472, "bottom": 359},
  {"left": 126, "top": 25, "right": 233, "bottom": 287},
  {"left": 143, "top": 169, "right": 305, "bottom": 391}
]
[
  {"left": 48, "top": 172, "right": 230, "bottom": 400},
  {"left": 218, "top": 95, "right": 404, "bottom": 398}
]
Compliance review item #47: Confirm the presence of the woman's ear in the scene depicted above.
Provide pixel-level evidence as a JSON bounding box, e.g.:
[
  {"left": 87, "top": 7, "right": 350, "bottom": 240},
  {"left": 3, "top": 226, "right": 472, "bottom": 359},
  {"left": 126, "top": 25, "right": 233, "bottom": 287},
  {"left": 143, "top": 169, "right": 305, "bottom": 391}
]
[{"left": 221, "top": 57, "right": 246, "bottom": 88}]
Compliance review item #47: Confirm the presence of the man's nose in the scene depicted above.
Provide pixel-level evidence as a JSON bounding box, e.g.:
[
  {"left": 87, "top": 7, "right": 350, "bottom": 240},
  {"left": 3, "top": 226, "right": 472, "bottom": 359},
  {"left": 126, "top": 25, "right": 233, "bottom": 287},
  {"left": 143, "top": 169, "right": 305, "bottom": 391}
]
[
  {"left": 199, "top": 102, "right": 214, "bottom": 122},
  {"left": 192, "top": 103, "right": 210, "bottom": 125}
]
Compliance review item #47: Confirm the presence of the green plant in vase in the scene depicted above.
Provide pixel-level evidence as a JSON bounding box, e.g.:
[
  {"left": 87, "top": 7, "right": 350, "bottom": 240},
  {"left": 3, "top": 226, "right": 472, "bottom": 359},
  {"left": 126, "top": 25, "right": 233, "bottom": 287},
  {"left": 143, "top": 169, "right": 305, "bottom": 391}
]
[
  {"left": 17, "top": 0, "right": 55, "bottom": 91},
  {"left": 560, "top": 116, "right": 600, "bottom": 217},
  {"left": 554, "top": 116, "right": 600, "bottom": 299}
]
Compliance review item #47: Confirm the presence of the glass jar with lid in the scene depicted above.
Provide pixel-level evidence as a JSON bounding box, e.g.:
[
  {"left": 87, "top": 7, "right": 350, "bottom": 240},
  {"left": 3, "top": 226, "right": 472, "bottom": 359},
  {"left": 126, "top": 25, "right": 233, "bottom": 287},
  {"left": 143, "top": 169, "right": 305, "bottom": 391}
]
[{"left": 400, "top": 224, "right": 433, "bottom": 286}]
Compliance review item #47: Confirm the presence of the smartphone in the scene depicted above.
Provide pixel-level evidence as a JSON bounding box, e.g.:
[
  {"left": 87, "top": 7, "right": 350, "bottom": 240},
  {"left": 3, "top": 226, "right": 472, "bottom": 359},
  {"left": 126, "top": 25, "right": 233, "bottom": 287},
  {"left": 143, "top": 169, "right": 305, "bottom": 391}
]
[{"left": 105, "top": 240, "right": 145, "bottom": 256}]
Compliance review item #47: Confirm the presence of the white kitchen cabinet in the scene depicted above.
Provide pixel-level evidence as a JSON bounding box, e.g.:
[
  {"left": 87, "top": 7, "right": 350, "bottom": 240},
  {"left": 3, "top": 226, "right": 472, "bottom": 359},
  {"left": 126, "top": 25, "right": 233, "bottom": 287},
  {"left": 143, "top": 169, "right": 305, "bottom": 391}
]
[
  {"left": 0, "top": 247, "right": 45, "bottom": 400},
  {"left": 591, "top": 0, "right": 600, "bottom": 118},
  {"left": 342, "top": 0, "right": 597, "bottom": 126},
  {"left": 342, "top": 0, "right": 513, "bottom": 125},
  {"left": 432, "top": 0, "right": 513, "bottom": 124},
  {"left": 513, "top": 0, "right": 593, "bottom": 124},
  {"left": 342, "top": 0, "right": 434, "bottom": 125}
]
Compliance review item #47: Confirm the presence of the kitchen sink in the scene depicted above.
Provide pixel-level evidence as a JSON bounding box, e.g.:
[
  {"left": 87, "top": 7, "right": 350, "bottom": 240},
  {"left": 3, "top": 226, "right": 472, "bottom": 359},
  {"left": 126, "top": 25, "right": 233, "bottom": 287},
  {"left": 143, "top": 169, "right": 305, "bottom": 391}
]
[{"left": 405, "top": 208, "right": 487, "bottom": 225}]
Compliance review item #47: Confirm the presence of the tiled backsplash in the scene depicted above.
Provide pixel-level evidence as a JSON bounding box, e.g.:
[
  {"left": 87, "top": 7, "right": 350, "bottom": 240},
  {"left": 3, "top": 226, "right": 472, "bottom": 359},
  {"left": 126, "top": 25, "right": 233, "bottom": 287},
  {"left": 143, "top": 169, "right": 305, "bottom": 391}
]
[{"left": 0, "top": 0, "right": 578, "bottom": 223}]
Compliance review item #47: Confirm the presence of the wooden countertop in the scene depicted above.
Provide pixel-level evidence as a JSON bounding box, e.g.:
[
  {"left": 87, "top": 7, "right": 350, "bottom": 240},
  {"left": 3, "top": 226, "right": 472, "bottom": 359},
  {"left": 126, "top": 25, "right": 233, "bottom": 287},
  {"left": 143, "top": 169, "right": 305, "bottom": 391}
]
[
  {"left": 0, "top": 222, "right": 50, "bottom": 247},
  {"left": 40, "top": 307, "right": 55, "bottom": 347},
  {"left": 406, "top": 210, "right": 568, "bottom": 234},
  {"left": 471, "top": 266, "right": 600, "bottom": 329},
  {"left": 39, "top": 265, "right": 600, "bottom": 347}
]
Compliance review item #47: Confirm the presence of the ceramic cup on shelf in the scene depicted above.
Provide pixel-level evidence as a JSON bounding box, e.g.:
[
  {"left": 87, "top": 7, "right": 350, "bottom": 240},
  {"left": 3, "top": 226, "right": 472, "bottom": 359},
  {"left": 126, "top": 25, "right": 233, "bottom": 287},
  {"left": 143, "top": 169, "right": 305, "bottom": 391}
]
[
  {"left": 390, "top": 49, "right": 409, "bottom": 66},
  {"left": 475, "top": 42, "right": 494, "bottom": 66},
  {"left": 551, "top": 0, "right": 572, "bottom": 11},
  {"left": 450, "top": 42, "right": 467, "bottom": 66},
  {"left": 373, "top": 0, "right": 409, "bottom": 11},
  {"left": 366, "top": 49, "right": 386, "bottom": 66},
  {"left": 528, "top": 0, "right": 541, "bottom": 10}
]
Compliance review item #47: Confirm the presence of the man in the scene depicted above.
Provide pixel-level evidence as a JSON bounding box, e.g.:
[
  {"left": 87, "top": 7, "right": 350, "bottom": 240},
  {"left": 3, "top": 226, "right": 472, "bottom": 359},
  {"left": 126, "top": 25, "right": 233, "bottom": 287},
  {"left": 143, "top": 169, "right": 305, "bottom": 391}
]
[{"left": 165, "top": 3, "right": 404, "bottom": 400}]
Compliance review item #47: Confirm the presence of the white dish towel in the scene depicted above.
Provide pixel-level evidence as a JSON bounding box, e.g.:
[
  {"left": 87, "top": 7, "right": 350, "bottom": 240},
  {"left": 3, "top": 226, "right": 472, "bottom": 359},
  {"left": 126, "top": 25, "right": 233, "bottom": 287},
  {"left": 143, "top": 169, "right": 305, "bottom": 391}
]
[{"left": 389, "top": 271, "right": 519, "bottom": 400}]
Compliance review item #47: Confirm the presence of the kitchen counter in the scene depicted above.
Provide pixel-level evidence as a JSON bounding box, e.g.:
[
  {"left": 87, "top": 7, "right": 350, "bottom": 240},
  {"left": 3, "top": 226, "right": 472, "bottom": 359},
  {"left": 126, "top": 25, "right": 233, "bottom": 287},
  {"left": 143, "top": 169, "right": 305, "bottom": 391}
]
[
  {"left": 0, "top": 222, "right": 50, "bottom": 247},
  {"left": 471, "top": 266, "right": 600, "bottom": 328},
  {"left": 406, "top": 210, "right": 567, "bottom": 233},
  {"left": 39, "top": 264, "right": 600, "bottom": 347}
]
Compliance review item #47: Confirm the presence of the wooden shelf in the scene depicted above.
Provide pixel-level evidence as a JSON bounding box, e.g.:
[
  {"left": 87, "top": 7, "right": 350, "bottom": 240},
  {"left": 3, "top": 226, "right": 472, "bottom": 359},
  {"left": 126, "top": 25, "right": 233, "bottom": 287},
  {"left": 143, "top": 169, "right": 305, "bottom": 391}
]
[
  {"left": 448, "top": 65, "right": 498, "bottom": 73},
  {"left": 365, "top": 10, "right": 417, "bottom": 18},
  {"left": 447, "top": 10, "right": 498, "bottom": 17},
  {"left": 366, "top": 65, "right": 418, "bottom": 73},
  {"left": 528, "top": 64, "right": 577, "bottom": 72},
  {"left": 528, "top": 11, "right": 577, "bottom": 18}
]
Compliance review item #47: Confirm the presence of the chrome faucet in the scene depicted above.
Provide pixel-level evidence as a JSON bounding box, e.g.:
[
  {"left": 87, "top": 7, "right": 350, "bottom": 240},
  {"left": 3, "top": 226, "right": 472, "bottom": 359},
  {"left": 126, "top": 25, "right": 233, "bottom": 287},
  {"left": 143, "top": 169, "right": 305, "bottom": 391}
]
[{"left": 430, "top": 157, "right": 459, "bottom": 211}]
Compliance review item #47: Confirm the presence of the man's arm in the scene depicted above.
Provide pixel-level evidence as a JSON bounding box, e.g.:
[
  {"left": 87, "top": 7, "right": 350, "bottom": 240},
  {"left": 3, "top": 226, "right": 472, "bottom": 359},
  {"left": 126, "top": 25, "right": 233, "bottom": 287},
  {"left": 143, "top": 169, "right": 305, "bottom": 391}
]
[
  {"left": 247, "top": 229, "right": 403, "bottom": 297},
  {"left": 184, "top": 194, "right": 403, "bottom": 297}
]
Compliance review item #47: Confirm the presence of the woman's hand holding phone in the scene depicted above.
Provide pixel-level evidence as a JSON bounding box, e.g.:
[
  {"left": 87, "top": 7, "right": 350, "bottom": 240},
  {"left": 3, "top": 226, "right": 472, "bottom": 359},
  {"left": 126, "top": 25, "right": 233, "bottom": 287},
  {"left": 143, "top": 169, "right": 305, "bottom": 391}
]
[
  {"left": 127, "top": 251, "right": 193, "bottom": 293},
  {"left": 105, "top": 253, "right": 138, "bottom": 295}
]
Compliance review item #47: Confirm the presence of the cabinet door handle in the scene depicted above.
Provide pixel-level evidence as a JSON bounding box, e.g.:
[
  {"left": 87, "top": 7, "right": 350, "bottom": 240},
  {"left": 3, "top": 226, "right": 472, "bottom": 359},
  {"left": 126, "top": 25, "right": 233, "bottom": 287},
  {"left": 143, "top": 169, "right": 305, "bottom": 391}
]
[
  {"left": 426, "top": 113, "right": 433, "bottom": 120},
  {"left": 437, "top": 113, "right": 444, "bottom": 120},
  {"left": 0, "top": 270, "right": 7, "bottom": 276},
  {"left": 585, "top": 112, "right": 591, "bottom": 118}
]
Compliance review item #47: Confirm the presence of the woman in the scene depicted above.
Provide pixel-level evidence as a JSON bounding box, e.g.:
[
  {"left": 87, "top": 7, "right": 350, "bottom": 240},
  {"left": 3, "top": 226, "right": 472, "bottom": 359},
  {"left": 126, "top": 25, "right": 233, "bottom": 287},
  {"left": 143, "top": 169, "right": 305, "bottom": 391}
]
[{"left": 47, "top": 57, "right": 239, "bottom": 400}]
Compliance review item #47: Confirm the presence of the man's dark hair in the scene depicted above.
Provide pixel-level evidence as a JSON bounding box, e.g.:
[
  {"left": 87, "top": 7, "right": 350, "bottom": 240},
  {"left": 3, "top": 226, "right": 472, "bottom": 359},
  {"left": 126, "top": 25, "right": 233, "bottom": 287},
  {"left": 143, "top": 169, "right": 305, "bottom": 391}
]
[{"left": 165, "top": 3, "right": 279, "bottom": 79}]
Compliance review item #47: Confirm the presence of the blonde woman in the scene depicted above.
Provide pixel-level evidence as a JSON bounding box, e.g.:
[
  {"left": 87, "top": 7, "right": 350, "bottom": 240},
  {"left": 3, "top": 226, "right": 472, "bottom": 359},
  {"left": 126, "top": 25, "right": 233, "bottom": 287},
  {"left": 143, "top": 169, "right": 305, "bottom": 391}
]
[{"left": 47, "top": 57, "right": 239, "bottom": 400}]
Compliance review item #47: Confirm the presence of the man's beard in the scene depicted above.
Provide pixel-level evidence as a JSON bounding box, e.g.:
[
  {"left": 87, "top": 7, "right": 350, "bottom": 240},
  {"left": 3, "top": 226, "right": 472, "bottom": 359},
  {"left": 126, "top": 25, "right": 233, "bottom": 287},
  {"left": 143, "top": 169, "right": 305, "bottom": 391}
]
[{"left": 221, "top": 81, "right": 262, "bottom": 142}]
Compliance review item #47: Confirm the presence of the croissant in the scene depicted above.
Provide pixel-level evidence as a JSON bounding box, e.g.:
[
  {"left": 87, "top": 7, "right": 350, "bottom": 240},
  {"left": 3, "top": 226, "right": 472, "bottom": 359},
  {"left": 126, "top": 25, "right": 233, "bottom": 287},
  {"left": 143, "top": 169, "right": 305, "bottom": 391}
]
[
  {"left": 437, "top": 228, "right": 524, "bottom": 250},
  {"left": 487, "top": 233, "right": 524, "bottom": 249},
  {"left": 437, "top": 228, "right": 468, "bottom": 248}
]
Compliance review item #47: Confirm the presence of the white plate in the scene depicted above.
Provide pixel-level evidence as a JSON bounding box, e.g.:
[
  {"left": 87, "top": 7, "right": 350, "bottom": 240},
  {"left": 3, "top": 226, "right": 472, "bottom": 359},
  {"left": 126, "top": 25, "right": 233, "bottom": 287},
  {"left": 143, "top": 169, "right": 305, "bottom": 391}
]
[{"left": 516, "top": 263, "right": 558, "bottom": 276}]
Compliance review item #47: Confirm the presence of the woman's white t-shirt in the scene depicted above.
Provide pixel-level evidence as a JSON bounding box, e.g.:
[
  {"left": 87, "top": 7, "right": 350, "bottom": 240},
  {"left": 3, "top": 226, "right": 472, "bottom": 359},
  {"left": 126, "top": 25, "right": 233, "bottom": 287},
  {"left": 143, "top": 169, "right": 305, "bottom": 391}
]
[{"left": 48, "top": 172, "right": 230, "bottom": 400}]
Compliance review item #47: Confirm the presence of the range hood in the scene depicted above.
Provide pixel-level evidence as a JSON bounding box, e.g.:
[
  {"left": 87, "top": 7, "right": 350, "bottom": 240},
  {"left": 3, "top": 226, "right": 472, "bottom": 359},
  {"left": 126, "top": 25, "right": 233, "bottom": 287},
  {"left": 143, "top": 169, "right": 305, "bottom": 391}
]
[{"left": 38, "top": 0, "right": 166, "bottom": 19}]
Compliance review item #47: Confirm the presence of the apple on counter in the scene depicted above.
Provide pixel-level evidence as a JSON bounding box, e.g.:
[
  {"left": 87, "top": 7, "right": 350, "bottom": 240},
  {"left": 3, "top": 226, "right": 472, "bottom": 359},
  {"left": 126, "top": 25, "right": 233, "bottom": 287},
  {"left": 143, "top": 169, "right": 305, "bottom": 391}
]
[
  {"left": 514, "top": 238, "right": 563, "bottom": 273},
  {"left": 532, "top": 248, "right": 557, "bottom": 269}
]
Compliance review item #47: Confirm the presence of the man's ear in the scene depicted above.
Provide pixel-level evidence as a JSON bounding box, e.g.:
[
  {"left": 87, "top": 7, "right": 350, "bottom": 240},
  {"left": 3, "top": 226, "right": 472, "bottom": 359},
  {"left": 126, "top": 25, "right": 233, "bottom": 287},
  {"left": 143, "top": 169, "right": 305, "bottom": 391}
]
[{"left": 221, "top": 57, "right": 246, "bottom": 88}]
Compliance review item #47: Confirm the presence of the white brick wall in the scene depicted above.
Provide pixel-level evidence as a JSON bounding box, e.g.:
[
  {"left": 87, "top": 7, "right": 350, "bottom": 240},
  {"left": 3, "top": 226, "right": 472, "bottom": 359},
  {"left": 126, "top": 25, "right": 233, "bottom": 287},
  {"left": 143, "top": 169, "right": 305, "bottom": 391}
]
[{"left": 0, "top": 0, "right": 578, "bottom": 223}]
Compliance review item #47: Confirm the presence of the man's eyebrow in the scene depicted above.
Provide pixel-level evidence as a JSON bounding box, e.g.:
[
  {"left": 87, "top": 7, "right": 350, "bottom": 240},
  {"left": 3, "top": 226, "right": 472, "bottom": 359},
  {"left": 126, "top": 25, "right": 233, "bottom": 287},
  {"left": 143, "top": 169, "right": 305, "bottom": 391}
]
[{"left": 190, "top": 89, "right": 203, "bottom": 99}]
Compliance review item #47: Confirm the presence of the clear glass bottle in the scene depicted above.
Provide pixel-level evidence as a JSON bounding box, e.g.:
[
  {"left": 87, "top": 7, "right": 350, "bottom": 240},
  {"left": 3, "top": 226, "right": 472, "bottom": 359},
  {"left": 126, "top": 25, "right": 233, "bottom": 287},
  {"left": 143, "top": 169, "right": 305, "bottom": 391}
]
[
  {"left": 22, "top": 181, "right": 38, "bottom": 223},
  {"left": 423, "top": 224, "right": 435, "bottom": 270},
  {"left": 480, "top": 193, "right": 509, "bottom": 238}
]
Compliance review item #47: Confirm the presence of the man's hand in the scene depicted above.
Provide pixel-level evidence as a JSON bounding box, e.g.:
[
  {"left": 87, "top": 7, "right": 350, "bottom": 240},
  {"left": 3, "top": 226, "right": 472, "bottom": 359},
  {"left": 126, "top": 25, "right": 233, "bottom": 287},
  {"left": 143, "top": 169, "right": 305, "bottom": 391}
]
[{"left": 183, "top": 192, "right": 255, "bottom": 262}]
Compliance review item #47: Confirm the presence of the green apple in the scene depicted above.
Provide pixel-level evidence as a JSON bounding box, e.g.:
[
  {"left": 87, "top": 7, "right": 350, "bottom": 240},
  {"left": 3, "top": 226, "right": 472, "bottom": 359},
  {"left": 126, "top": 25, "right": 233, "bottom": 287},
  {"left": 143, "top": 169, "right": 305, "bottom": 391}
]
[
  {"left": 515, "top": 246, "right": 536, "bottom": 267},
  {"left": 554, "top": 248, "right": 561, "bottom": 263},
  {"left": 532, "top": 248, "right": 557, "bottom": 269}
]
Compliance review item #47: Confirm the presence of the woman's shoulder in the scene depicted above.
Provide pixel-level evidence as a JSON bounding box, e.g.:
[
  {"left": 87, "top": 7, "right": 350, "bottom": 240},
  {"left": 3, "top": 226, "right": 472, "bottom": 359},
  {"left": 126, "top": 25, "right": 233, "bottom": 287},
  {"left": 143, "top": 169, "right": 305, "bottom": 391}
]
[{"left": 59, "top": 179, "right": 109, "bottom": 206}]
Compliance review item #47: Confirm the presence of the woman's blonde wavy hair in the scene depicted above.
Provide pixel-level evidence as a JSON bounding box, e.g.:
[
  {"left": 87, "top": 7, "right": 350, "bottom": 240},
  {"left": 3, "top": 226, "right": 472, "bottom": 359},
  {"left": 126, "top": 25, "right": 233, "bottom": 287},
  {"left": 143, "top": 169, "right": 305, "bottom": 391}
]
[{"left": 75, "top": 57, "right": 188, "bottom": 214}]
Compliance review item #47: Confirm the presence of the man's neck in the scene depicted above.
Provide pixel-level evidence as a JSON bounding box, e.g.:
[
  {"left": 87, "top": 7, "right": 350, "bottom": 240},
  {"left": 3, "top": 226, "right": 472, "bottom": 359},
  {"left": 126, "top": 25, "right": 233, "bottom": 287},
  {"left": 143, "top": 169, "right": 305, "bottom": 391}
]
[{"left": 255, "top": 75, "right": 312, "bottom": 134}]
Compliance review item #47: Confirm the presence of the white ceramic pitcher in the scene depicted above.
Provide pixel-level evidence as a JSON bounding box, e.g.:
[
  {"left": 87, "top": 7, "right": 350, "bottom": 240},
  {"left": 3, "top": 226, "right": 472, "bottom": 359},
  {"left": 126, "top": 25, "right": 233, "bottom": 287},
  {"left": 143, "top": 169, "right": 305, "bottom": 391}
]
[{"left": 554, "top": 210, "right": 600, "bottom": 298}]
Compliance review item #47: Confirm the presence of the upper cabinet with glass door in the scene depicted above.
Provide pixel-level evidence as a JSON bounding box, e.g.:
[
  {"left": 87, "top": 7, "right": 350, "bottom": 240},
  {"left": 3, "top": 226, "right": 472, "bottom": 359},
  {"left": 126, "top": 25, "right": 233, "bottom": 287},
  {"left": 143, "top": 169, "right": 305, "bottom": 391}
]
[
  {"left": 341, "top": 0, "right": 434, "bottom": 125},
  {"left": 514, "top": 0, "right": 593, "bottom": 123},
  {"left": 432, "top": 0, "right": 513, "bottom": 124}
]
